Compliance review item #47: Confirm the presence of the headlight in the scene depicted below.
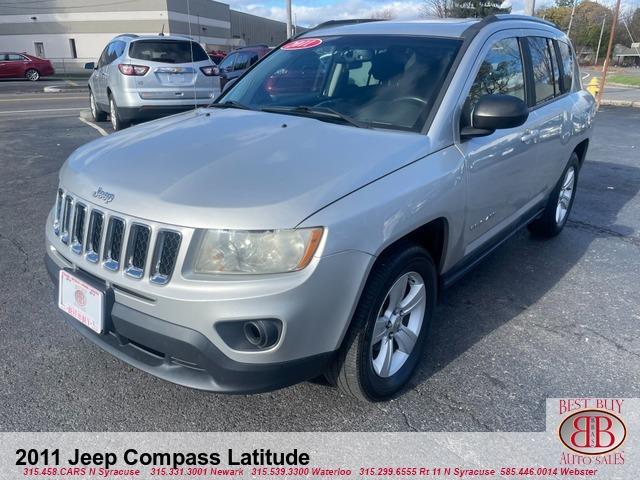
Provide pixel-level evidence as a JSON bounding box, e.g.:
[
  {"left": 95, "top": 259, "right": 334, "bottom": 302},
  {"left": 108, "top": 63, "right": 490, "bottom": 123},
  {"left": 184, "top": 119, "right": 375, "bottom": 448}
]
[{"left": 194, "top": 227, "right": 324, "bottom": 274}]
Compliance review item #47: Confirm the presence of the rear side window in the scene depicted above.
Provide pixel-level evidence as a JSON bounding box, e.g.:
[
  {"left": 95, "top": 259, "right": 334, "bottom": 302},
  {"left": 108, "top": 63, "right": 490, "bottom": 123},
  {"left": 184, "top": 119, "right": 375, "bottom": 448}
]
[
  {"left": 218, "top": 53, "right": 235, "bottom": 70},
  {"left": 464, "top": 38, "right": 525, "bottom": 123},
  {"left": 7, "top": 54, "right": 25, "bottom": 61},
  {"left": 106, "top": 40, "right": 126, "bottom": 63},
  {"left": 557, "top": 41, "right": 575, "bottom": 93},
  {"left": 233, "top": 52, "right": 251, "bottom": 71},
  {"left": 548, "top": 39, "right": 561, "bottom": 95},
  {"left": 528, "top": 37, "right": 555, "bottom": 104},
  {"left": 129, "top": 40, "right": 208, "bottom": 64}
]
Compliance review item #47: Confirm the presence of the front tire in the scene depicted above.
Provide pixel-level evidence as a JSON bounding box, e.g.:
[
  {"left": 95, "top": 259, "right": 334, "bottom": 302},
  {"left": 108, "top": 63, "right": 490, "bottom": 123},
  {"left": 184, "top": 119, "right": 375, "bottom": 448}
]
[
  {"left": 327, "top": 243, "right": 437, "bottom": 402},
  {"left": 25, "top": 68, "right": 40, "bottom": 81},
  {"left": 528, "top": 152, "right": 580, "bottom": 237},
  {"left": 109, "top": 95, "right": 130, "bottom": 131},
  {"left": 90, "top": 91, "right": 107, "bottom": 122}
]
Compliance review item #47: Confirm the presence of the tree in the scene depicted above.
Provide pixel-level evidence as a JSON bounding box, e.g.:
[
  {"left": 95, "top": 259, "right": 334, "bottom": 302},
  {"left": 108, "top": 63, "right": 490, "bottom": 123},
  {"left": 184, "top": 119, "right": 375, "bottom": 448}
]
[
  {"left": 422, "top": 0, "right": 453, "bottom": 18},
  {"left": 422, "top": 0, "right": 509, "bottom": 18},
  {"left": 449, "top": 0, "right": 511, "bottom": 18}
]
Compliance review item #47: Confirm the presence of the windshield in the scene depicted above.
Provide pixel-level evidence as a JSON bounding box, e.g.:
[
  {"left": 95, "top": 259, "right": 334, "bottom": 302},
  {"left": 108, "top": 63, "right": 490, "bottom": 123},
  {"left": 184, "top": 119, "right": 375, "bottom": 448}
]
[
  {"left": 219, "top": 35, "right": 461, "bottom": 131},
  {"left": 129, "top": 40, "right": 209, "bottom": 64}
]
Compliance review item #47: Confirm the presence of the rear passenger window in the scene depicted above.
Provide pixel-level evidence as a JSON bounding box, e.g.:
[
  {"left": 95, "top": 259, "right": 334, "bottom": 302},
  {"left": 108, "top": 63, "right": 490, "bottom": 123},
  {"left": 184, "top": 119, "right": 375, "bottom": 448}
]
[
  {"left": 528, "top": 37, "right": 555, "bottom": 104},
  {"left": 234, "top": 53, "right": 251, "bottom": 71},
  {"left": 548, "top": 39, "right": 561, "bottom": 95},
  {"left": 557, "top": 41, "right": 575, "bottom": 93},
  {"left": 463, "top": 38, "right": 525, "bottom": 124}
]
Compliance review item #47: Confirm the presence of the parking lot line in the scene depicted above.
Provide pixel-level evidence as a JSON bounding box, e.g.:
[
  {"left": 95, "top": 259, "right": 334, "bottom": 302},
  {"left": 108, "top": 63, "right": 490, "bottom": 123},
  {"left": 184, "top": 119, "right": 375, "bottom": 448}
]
[
  {"left": 0, "top": 96, "right": 86, "bottom": 102},
  {"left": 79, "top": 116, "right": 108, "bottom": 136},
  {"left": 0, "top": 107, "right": 82, "bottom": 115}
]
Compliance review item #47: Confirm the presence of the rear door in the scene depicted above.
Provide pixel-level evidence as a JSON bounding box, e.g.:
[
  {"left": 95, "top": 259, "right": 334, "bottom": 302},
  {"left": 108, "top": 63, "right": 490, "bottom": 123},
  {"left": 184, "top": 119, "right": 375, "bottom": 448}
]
[
  {"left": 94, "top": 44, "right": 113, "bottom": 104},
  {"left": 129, "top": 39, "right": 215, "bottom": 103},
  {"left": 521, "top": 35, "right": 574, "bottom": 193}
]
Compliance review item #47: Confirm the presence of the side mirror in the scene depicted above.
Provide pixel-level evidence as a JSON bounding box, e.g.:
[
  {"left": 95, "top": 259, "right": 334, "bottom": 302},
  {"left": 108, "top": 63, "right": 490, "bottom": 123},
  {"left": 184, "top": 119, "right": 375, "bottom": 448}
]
[
  {"left": 84, "top": 62, "right": 96, "bottom": 70},
  {"left": 461, "top": 94, "right": 529, "bottom": 139},
  {"left": 222, "top": 77, "right": 238, "bottom": 93}
]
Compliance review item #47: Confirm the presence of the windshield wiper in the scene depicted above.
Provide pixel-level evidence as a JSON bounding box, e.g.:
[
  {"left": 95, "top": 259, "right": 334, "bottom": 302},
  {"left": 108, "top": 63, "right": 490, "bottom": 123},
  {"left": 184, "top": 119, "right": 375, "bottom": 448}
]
[
  {"left": 261, "top": 105, "right": 369, "bottom": 129},
  {"left": 209, "top": 100, "right": 255, "bottom": 111}
]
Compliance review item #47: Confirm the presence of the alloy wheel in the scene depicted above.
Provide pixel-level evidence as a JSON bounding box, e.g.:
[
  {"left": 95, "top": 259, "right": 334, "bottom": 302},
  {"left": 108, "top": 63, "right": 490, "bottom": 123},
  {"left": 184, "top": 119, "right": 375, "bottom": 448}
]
[
  {"left": 26, "top": 69, "right": 39, "bottom": 81},
  {"left": 556, "top": 166, "right": 575, "bottom": 225},
  {"left": 370, "top": 271, "right": 427, "bottom": 378}
]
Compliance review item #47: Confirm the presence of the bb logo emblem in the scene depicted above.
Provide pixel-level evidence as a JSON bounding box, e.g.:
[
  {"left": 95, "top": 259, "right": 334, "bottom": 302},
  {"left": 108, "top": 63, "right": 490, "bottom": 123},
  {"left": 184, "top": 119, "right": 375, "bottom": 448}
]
[
  {"left": 559, "top": 409, "right": 627, "bottom": 455},
  {"left": 74, "top": 289, "right": 86, "bottom": 308}
]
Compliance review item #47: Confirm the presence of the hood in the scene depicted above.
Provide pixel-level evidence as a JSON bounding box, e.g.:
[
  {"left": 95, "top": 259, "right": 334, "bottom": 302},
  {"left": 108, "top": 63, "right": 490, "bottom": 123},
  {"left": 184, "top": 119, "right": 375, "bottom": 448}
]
[{"left": 61, "top": 108, "right": 433, "bottom": 229}]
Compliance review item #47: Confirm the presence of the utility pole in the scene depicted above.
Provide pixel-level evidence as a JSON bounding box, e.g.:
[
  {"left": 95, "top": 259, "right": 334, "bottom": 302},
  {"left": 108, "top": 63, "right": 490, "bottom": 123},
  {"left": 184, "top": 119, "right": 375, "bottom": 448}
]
[
  {"left": 286, "top": 0, "right": 293, "bottom": 38},
  {"left": 525, "top": 0, "right": 535, "bottom": 16},
  {"left": 567, "top": 0, "right": 578, "bottom": 38},
  {"left": 596, "top": 0, "right": 622, "bottom": 109},
  {"left": 595, "top": 14, "right": 606, "bottom": 66}
]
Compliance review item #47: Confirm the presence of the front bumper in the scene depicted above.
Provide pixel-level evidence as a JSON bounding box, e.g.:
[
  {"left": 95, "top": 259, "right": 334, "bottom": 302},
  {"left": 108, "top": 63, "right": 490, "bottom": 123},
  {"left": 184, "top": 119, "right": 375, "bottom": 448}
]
[
  {"left": 45, "top": 254, "right": 337, "bottom": 393},
  {"left": 117, "top": 104, "right": 210, "bottom": 122},
  {"left": 45, "top": 201, "right": 373, "bottom": 392}
]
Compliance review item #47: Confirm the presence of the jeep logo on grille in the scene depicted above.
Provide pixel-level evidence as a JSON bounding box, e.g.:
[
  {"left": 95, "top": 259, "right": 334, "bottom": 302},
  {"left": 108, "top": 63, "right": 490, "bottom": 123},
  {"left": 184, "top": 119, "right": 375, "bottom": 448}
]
[{"left": 93, "top": 187, "right": 115, "bottom": 204}]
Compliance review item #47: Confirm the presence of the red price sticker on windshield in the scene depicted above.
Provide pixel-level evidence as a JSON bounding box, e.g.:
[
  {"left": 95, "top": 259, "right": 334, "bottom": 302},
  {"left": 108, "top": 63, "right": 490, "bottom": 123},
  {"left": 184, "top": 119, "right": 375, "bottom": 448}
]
[{"left": 282, "top": 38, "right": 323, "bottom": 50}]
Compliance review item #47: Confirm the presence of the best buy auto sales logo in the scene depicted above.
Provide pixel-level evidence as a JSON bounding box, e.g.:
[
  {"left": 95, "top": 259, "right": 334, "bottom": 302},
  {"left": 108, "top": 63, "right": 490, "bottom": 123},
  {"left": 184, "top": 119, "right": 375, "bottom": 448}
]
[{"left": 558, "top": 399, "right": 626, "bottom": 466}]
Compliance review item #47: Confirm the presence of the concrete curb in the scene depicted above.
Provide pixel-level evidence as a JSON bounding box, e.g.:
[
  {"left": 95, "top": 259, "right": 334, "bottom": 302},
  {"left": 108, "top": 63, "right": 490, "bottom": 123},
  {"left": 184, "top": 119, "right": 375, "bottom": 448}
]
[
  {"left": 600, "top": 99, "right": 640, "bottom": 108},
  {"left": 43, "top": 85, "right": 88, "bottom": 93}
]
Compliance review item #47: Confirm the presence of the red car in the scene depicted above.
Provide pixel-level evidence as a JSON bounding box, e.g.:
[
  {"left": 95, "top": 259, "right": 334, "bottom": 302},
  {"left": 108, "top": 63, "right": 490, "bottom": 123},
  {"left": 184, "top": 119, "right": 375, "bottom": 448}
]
[{"left": 0, "top": 52, "right": 55, "bottom": 81}]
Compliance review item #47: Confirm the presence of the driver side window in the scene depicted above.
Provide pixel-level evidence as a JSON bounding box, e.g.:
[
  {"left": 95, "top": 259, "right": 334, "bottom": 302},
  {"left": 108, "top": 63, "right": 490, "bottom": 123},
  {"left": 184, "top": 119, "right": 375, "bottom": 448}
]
[{"left": 462, "top": 38, "right": 525, "bottom": 127}]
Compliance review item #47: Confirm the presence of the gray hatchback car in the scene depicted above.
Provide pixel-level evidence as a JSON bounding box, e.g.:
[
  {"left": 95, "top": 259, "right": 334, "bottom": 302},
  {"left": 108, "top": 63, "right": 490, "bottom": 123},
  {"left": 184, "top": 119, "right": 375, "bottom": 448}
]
[
  {"left": 86, "top": 34, "right": 218, "bottom": 130},
  {"left": 47, "top": 15, "right": 595, "bottom": 401}
]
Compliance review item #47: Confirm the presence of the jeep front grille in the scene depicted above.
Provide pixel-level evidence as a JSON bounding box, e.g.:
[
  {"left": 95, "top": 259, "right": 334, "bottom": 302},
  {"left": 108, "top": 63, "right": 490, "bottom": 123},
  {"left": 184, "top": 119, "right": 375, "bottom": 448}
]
[
  {"left": 150, "top": 230, "right": 181, "bottom": 285},
  {"left": 70, "top": 203, "right": 86, "bottom": 254},
  {"left": 124, "top": 224, "right": 151, "bottom": 279},
  {"left": 52, "top": 190, "right": 181, "bottom": 285}
]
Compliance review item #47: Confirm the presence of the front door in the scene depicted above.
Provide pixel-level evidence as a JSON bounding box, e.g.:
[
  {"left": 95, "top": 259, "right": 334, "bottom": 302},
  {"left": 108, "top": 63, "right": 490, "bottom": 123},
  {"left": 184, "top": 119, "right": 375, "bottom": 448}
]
[{"left": 456, "top": 35, "right": 541, "bottom": 256}]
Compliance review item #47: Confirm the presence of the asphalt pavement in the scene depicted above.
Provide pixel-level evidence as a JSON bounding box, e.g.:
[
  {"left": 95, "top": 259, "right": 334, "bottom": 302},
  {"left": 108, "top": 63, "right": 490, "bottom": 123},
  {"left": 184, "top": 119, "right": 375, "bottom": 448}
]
[{"left": 0, "top": 84, "right": 638, "bottom": 432}]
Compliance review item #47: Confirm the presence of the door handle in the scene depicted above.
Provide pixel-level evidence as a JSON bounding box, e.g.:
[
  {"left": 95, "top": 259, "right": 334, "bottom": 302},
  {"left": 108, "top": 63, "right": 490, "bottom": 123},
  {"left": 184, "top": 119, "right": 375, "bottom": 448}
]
[{"left": 520, "top": 129, "right": 539, "bottom": 144}]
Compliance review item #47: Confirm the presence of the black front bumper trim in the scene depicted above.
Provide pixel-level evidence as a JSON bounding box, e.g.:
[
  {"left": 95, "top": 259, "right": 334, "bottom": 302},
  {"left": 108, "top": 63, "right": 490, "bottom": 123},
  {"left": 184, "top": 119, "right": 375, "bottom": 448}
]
[{"left": 45, "top": 254, "right": 334, "bottom": 394}]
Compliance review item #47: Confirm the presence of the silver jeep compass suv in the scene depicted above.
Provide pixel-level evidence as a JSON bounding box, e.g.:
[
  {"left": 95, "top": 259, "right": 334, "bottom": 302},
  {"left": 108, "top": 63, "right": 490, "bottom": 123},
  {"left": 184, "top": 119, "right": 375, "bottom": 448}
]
[
  {"left": 46, "top": 16, "right": 595, "bottom": 401},
  {"left": 85, "top": 34, "right": 218, "bottom": 131}
]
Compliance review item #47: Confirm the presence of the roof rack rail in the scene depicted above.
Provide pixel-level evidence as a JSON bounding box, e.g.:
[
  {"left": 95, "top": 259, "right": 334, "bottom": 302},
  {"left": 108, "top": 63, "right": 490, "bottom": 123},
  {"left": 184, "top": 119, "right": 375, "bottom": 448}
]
[
  {"left": 237, "top": 44, "right": 269, "bottom": 49},
  {"left": 482, "top": 14, "right": 556, "bottom": 28},
  {"left": 298, "top": 18, "right": 383, "bottom": 37}
]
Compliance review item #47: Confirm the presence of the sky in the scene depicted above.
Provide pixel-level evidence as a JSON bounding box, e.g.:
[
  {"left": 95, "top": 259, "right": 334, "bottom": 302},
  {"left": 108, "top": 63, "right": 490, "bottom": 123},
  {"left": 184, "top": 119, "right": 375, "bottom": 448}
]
[{"left": 222, "top": 0, "right": 555, "bottom": 26}]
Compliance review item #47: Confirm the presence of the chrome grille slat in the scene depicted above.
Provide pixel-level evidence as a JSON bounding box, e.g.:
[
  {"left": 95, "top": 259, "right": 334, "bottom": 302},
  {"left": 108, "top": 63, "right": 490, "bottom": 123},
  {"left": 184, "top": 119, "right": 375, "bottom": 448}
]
[
  {"left": 103, "top": 217, "right": 125, "bottom": 271},
  {"left": 124, "top": 224, "right": 151, "bottom": 279},
  {"left": 150, "top": 230, "right": 181, "bottom": 285},
  {"left": 53, "top": 189, "right": 63, "bottom": 235},
  {"left": 60, "top": 196, "right": 73, "bottom": 245},
  {"left": 70, "top": 203, "right": 86, "bottom": 255},
  {"left": 85, "top": 210, "right": 104, "bottom": 263}
]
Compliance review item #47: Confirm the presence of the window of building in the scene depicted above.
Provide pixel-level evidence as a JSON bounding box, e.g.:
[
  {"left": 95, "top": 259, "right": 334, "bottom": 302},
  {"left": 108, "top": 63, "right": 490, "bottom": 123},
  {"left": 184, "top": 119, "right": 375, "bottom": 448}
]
[
  {"left": 34, "top": 42, "right": 45, "bottom": 58},
  {"left": 528, "top": 37, "right": 555, "bottom": 104},
  {"left": 69, "top": 38, "right": 78, "bottom": 59}
]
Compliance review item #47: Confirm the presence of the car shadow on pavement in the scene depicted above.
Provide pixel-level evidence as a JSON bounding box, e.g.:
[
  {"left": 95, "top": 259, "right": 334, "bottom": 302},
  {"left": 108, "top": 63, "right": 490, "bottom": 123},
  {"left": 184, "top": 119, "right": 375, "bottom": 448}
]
[{"left": 410, "top": 158, "right": 640, "bottom": 391}]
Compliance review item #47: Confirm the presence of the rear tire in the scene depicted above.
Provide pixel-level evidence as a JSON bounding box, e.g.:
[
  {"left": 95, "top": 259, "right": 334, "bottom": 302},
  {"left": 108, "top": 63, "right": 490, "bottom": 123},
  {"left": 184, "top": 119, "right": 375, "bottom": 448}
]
[
  {"left": 90, "top": 91, "right": 107, "bottom": 122},
  {"left": 25, "top": 68, "right": 40, "bottom": 81},
  {"left": 109, "top": 95, "right": 130, "bottom": 131},
  {"left": 326, "top": 243, "right": 437, "bottom": 402},
  {"left": 528, "top": 152, "right": 580, "bottom": 238}
]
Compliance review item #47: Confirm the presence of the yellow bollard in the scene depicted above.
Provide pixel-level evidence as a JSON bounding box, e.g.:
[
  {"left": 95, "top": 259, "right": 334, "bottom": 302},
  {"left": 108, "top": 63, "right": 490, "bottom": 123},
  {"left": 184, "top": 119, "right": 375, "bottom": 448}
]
[{"left": 586, "top": 77, "right": 600, "bottom": 97}]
